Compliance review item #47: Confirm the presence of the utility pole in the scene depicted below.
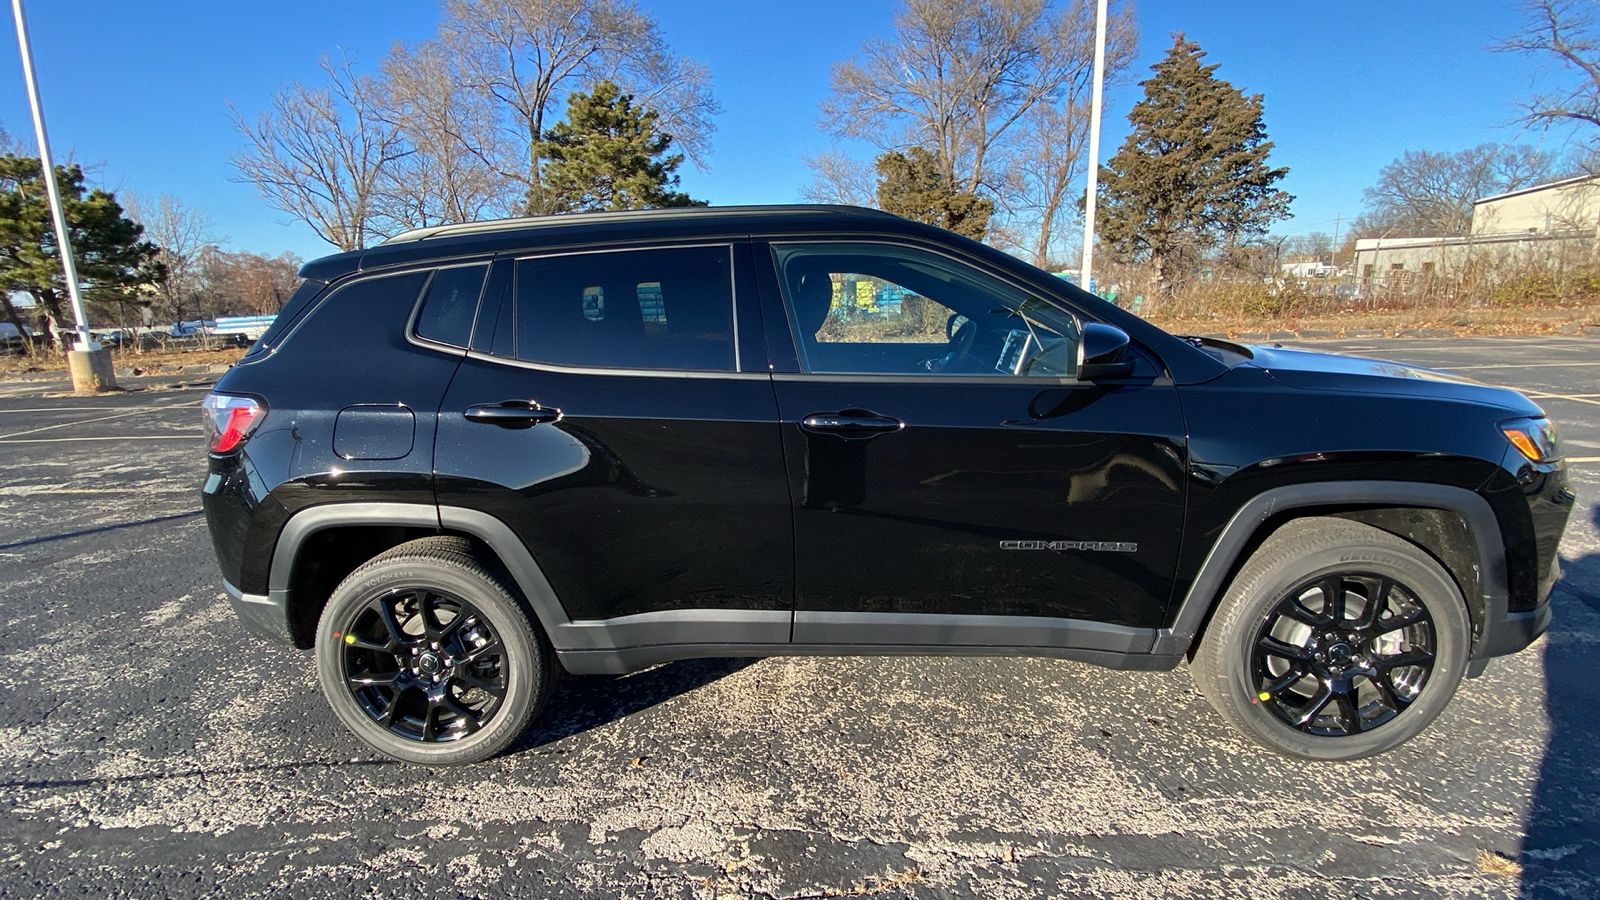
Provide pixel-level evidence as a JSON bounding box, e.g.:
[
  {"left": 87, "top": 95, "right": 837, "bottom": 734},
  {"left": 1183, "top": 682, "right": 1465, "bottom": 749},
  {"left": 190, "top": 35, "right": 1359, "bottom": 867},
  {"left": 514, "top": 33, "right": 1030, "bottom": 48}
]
[
  {"left": 11, "top": 0, "right": 114, "bottom": 391},
  {"left": 1331, "top": 213, "right": 1341, "bottom": 265},
  {"left": 1078, "top": 0, "right": 1109, "bottom": 296}
]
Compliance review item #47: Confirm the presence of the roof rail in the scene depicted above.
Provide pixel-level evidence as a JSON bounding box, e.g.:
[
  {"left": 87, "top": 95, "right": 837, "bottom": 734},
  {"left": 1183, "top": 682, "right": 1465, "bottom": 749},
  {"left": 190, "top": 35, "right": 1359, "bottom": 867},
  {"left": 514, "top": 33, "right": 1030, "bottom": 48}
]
[{"left": 380, "top": 205, "right": 897, "bottom": 245}]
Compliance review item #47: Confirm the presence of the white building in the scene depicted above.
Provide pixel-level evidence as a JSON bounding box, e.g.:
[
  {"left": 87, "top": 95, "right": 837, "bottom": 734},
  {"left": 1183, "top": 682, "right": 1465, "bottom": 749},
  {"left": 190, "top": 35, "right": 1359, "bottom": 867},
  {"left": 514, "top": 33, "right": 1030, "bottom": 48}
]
[{"left": 1352, "top": 175, "right": 1600, "bottom": 283}]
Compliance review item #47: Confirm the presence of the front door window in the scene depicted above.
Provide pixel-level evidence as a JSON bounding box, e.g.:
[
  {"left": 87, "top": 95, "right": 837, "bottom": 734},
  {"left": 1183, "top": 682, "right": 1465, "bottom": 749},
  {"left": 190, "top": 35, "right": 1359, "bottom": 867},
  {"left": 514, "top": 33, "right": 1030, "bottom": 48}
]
[{"left": 772, "top": 243, "right": 1080, "bottom": 378}]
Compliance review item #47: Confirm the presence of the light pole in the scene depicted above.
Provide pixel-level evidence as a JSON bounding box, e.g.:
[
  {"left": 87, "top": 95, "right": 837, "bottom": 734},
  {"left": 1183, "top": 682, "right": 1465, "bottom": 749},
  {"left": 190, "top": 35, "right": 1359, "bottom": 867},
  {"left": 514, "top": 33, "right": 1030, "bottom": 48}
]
[
  {"left": 1078, "top": 0, "right": 1109, "bottom": 296},
  {"left": 11, "top": 0, "right": 115, "bottom": 391}
]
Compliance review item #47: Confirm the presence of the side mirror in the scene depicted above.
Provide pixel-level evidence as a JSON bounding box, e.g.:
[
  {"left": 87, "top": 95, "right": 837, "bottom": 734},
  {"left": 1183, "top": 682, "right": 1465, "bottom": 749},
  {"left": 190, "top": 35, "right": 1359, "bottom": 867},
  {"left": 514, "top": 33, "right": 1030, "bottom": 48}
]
[{"left": 1078, "top": 322, "right": 1134, "bottom": 381}]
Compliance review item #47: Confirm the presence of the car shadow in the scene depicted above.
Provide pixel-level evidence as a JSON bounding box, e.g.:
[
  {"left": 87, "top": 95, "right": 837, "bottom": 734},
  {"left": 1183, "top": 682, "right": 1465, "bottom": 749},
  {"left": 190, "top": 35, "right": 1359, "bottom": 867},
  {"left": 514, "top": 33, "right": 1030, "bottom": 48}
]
[
  {"left": 0, "top": 509, "right": 203, "bottom": 552},
  {"left": 1521, "top": 503, "right": 1600, "bottom": 897},
  {"left": 511, "top": 656, "right": 761, "bottom": 753}
]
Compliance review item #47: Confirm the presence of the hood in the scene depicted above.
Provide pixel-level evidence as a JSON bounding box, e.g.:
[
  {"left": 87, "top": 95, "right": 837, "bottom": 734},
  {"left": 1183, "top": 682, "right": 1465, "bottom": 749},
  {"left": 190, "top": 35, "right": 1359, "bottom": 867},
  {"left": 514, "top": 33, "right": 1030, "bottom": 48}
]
[{"left": 1244, "top": 344, "right": 1545, "bottom": 416}]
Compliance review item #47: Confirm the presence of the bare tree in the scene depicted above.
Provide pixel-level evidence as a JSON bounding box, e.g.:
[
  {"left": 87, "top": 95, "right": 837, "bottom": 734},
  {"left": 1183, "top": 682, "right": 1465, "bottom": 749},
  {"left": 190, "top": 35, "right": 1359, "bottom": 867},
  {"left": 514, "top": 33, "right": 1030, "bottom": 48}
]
[
  {"left": 124, "top": 192, "right": 217, "bottom": 332},
  {"left": 375, "top": 40, "right": 521, "bottom": 232},
  {"left": 230, "top": 54, "right": 407, "bottom": 251},
  {"left": 1353, "top": 144, "right": 1559, "bottom": 239},
  {"left": 434, "top": 0, "right": 720, "bottom": 213},
  {"left": 799, "top": 149, "right": 879, "bottom": 205},
  {"left": 202, "top": 248, "right": 304, "bottom": 315},
  {"left": 818, "top": 0, "right": 1135, "bottom": 262},
  {"left": 1499, "top": 0, "right": 1600, "bottom": 138},
  {"left": 1283, "top": 232, "right": 1333, "bottom": 263}
]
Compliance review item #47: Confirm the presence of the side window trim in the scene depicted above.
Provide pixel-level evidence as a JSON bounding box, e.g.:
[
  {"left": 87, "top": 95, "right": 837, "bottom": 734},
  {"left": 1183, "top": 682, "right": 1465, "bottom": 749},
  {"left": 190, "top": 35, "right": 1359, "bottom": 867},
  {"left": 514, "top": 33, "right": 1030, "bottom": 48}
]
[{"left": 469, "top": 258, "right": 515, "bottom": 355}]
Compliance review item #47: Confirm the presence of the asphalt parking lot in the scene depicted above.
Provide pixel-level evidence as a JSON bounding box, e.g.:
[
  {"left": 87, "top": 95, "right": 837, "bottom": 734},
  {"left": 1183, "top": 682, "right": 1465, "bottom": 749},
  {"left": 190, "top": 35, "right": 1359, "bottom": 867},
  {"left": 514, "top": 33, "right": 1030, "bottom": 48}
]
[{"left": 1, "top": 337, "right": 1598, "bottom": 899}]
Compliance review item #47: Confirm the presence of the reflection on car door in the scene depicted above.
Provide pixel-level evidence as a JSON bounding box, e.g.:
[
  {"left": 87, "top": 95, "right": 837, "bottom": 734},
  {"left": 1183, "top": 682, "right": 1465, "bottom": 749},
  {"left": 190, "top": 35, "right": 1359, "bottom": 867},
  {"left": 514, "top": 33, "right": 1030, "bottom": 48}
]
[
  {"left": 433, "top": 244, "right": 793, "bottom": 646},
  {"left": 755, "top": 240, "right": 1188, "bottom": 652}
]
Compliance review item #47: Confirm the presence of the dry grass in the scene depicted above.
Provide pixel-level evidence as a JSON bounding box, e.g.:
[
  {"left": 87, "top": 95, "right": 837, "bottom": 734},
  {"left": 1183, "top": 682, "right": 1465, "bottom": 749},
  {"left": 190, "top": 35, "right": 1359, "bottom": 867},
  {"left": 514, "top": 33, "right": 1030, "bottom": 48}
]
[
  {"left": 1143, "top": 305, "right": 1598, "bottom": 338},
  {"left": 0, "top": 346, "right": 246, "bottom": 378},
  {"left": 1476, "top": 848, "right": 1523, "bottom": 878}
]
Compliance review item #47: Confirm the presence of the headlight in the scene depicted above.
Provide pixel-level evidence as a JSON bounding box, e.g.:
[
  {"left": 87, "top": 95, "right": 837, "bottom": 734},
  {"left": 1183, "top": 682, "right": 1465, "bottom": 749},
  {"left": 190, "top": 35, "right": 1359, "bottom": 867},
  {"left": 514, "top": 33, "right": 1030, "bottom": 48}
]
[{"left": 1501, "top": 416, "right": 1560, "bottom": 463}]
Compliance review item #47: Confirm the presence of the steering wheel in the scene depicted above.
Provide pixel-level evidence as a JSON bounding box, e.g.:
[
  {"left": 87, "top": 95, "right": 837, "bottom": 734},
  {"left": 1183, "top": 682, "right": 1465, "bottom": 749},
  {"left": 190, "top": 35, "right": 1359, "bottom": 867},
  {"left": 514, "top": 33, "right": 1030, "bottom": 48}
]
[{"left": 924, "top": 316, "right": 979, "bottom": 373}]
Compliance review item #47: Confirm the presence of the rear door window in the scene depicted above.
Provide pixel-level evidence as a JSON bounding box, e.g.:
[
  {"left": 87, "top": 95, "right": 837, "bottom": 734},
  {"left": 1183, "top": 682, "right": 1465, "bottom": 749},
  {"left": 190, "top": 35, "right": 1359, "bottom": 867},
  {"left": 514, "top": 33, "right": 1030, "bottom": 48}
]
[{"left": 511, "top": 246, "right": 736, "bottom": 372}]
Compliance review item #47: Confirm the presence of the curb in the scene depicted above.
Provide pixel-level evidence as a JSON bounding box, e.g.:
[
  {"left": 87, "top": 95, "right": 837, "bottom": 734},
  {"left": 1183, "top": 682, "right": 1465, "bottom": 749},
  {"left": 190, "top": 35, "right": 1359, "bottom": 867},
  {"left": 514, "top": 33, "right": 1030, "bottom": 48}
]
[{"left": 114, "top": 363, "right": 232, "bottom": 377}]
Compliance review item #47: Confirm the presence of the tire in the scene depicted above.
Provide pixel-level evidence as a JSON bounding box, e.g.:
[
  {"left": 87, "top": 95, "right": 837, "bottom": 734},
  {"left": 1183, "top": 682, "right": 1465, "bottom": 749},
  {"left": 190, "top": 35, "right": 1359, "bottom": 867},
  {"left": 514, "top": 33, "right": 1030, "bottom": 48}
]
[
  {"left": 315, "top": 536, "right": 554, "bottom": 765},
  {"left": 1191, "top": 517, "right": 1471, "bottom": 760}
]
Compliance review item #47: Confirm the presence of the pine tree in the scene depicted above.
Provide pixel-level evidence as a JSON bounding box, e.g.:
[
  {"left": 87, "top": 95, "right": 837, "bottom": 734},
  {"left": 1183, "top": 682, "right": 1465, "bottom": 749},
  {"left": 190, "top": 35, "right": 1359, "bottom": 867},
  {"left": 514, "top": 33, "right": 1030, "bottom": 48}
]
[
  {"left": 874, "top": 147, "right": 994, "bottom": 241},
  {"left": 532, "top": 81, "right": 702, "bottom": 214},
  {"left": 0, "top": 157, "right": 162, "bottom": 345},
  {"left": 1096, "top": 35, "right": 1292, "bottom": 294}
]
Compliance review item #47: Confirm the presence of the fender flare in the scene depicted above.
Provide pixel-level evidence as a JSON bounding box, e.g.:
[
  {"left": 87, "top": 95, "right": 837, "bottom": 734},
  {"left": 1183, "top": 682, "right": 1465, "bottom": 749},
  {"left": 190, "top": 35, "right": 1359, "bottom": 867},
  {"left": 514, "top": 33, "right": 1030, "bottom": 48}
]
[{"left": 1152, "top": 481, "right": 1511, "bottom": 660}]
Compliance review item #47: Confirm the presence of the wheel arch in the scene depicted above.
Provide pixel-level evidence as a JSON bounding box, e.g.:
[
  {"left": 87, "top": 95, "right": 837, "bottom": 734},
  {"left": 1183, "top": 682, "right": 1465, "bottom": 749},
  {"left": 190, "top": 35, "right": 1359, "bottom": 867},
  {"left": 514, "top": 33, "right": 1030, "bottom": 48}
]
[
  {"left": 1159, "top": 481, "right": 1508, "bottom": 663},
  {"left": 268, "top": 503, "right": 442, "bottom": 648},
  {"left": 266, "top": 503, "right": 580, "bottom": 651}
]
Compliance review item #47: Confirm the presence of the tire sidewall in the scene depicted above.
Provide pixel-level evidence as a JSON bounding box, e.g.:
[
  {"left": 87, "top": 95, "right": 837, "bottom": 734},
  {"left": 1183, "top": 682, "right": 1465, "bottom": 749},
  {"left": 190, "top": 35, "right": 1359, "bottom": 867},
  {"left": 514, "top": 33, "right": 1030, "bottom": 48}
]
[
  {"left": 315, "top": 558, "right": 543, "bottom": 766},
  {"left": 1217, "top": 541, "right": 1471, "bottom": 761}
]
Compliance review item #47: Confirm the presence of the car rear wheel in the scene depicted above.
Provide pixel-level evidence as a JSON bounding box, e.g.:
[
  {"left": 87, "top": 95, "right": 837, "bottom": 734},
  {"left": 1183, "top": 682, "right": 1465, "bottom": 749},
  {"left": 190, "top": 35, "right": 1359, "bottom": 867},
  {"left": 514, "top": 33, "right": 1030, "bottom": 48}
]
[
  {"left": 315, "top": 536, "right": 554, "bottom": 765},
  {"left": 1192, "top": 517, "right": 1471, "bottom": 760}
]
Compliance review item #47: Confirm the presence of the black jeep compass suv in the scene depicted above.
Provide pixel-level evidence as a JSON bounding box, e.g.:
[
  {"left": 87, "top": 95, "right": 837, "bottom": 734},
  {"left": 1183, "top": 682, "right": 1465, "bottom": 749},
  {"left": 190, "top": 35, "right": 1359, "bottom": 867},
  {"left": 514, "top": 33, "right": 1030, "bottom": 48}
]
[{"left": 201, "top": 206, "right": 1573, "bottom": 765}]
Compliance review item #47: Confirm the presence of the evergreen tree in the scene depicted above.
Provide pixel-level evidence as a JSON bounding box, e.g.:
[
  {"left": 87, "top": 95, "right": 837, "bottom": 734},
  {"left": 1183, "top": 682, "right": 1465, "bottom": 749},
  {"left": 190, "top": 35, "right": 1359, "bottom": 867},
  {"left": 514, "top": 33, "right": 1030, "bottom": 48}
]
[
  {"left": 1096, "top": 35, "right": 1292, "bottom": 294},
  {"left": 532, "top": 81, "right": 702, "bottom": 214},
  {"left": 875, "top": 147, "right": 994, "bottom": 241},
  {"left": 0, "top": 156, "right": 162, "bottom": 345}
]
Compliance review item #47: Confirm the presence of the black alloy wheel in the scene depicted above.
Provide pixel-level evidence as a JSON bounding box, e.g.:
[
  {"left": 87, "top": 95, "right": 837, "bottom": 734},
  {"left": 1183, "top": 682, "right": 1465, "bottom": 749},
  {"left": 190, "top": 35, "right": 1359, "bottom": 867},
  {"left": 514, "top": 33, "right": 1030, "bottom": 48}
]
[
  {"left": 1252, "top": 573, "right": 1435, "bottom": 737},
  {"left": 316, "top": 536, "right": 553, "bottom": 765},
  {"left": 1192, "top": 517, "right": 1469, "bottom": 760},
  {"left": 339, "top": 588, "right": 508, "bottom": 743}
]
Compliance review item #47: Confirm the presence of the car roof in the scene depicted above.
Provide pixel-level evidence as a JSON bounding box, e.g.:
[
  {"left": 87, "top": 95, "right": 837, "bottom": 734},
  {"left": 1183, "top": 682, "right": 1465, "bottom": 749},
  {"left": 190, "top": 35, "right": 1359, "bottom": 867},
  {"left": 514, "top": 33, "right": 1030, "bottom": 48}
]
[
  {"left": 379, "top": 205, "right": 900, "bottom": 245},
  {"left": 301, "top": 205, "right": 908, "bottom": 281}
]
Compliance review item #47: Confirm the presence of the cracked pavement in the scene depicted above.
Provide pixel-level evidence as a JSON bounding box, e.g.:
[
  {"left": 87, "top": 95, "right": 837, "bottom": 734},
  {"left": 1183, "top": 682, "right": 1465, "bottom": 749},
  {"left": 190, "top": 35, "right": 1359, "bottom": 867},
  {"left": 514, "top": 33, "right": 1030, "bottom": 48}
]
[{"left": 0, "top": 337, "right": 1598, "bottom": 898}]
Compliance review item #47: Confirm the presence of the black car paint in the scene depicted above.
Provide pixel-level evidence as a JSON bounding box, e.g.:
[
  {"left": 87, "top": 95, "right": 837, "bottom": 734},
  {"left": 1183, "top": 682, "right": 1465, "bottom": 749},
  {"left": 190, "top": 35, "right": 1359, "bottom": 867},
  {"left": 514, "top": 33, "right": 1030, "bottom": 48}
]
[{"left": 201, "top": 207, "right": 1572, "bottom": 677}]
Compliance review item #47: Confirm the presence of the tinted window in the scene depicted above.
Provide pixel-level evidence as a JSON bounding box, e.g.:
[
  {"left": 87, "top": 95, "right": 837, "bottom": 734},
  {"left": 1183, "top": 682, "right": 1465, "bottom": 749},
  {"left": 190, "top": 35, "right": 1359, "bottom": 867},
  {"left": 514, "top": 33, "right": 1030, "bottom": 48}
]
[
  {"left": 414, "top": 265, "right": 487, "bottom": 347},
  {"left": 243, "top": 278, "right": 325, "bottom": 359},
  {"left": 272, "top": 271, "right": 431, "bottom": 363},
  {"left": 773, "top": 243, "right": 1080, "bottom": 378},
  {"left": 513, "top": 246, "right": 735, "bottom": 372}
]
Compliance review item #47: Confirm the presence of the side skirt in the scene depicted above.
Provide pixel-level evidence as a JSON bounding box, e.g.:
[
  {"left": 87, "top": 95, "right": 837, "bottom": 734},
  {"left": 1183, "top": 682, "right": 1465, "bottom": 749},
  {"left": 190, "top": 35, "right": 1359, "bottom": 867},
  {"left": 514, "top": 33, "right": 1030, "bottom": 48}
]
[{"left": 556, "top": 642, "right": 1184, "bottom": 676}]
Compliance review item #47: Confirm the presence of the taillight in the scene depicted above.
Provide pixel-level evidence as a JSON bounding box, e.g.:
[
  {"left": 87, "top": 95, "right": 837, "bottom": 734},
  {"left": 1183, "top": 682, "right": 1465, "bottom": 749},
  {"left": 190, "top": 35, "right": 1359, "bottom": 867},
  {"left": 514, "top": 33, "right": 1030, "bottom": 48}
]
[{"left": 202, "top": 393, "right": 266, "bottom": 453}]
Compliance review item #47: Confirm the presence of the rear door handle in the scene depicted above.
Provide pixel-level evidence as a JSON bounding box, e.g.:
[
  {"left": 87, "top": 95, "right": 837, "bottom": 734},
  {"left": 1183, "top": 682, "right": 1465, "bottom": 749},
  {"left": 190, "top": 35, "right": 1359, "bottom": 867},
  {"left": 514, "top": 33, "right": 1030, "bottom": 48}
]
[
  {"left": 464, "top": 401, "right": 562, "bottom": 428},
  {"left": 800, "top": 411, "right": 905, "bottom": 438}
]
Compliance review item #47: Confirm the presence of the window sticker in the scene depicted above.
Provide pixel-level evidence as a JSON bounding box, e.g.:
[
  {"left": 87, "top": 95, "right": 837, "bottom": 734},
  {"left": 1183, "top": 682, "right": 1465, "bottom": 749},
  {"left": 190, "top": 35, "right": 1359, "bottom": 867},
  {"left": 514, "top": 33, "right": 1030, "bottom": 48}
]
[{"left": 582, "top": 286, "right": 604, "bottom": 321}]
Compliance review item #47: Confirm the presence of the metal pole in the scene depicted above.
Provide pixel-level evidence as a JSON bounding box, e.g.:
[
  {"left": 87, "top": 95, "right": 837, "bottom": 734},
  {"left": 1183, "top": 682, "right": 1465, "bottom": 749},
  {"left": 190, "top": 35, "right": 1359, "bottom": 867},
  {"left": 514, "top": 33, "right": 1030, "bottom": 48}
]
[
  {"left": 1078, "top": 0, "right": 1109, "bottom": 296},
  {"left": 12, "top": 0, "right": 92, "bottom": 350}
]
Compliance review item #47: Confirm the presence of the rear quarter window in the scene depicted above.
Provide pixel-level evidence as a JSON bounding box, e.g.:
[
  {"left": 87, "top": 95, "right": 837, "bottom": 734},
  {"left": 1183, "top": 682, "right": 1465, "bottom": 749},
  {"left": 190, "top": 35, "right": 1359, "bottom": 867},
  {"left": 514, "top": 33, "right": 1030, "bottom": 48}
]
[{"left": 413, "top": 264, "right": 488, "bottom": 348}]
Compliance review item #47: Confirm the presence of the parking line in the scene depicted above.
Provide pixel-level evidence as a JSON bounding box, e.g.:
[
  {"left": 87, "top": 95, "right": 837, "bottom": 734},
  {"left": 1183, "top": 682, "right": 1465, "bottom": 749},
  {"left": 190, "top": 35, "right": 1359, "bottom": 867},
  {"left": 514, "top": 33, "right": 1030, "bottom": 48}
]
[
  {"left": 0, "top": 435, "right": 198, "bottom": 444},
  {"left": 0, "top": 403, "right": 192, "bottom": 441},
  {"left": 1524, "top": 393, "right": 1600, "bottom": 407},
  {"left": 1451, "top": 362, "right": 1600, "bottom": 369},
  {"left": 0, "top": 406, "right": 157, "bottom": 413}
]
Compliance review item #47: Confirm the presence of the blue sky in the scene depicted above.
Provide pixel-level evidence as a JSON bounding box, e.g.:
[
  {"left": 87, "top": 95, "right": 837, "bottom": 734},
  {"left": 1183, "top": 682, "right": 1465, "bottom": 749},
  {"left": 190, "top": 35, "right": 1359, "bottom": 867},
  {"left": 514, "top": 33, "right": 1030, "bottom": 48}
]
[{"left": 0, "top": 1, "right": 1576, "bottom": 262}]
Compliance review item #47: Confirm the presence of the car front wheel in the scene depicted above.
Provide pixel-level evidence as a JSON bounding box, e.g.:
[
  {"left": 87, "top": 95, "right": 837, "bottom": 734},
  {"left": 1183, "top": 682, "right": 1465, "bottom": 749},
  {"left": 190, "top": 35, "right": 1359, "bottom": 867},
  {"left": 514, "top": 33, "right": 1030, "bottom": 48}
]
[{"left": 1192, "top": 517, "right": 1471, "bottom": 760}]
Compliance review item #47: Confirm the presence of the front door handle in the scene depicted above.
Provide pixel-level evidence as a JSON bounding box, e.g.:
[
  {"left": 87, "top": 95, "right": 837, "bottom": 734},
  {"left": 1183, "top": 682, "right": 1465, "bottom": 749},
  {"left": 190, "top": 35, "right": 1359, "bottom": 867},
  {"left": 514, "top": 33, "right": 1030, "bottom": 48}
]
[
  {"left": 464, "top": 401, "right": 562, "bottom": 428},
  {"left": 800, "top": 410, "right": 905, "bottom": 438}
]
